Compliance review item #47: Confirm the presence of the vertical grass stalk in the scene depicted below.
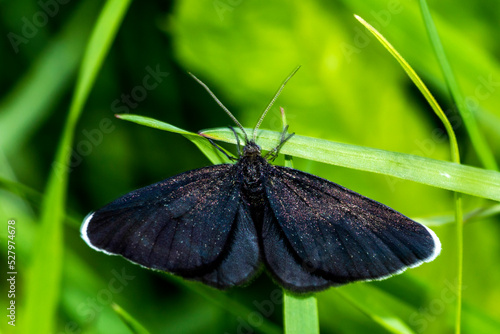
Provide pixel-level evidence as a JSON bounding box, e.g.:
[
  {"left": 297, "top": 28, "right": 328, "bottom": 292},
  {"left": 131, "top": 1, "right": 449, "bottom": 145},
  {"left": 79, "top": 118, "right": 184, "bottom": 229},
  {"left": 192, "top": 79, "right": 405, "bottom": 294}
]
[
  {"left": 417, "top": 0, "right": 497, "bottom": 171},
  {"left": 23, "top": 1, "right": 132, "bottom": 333},
  {"left": 415, "top": 2, "right": 487, "bottom": 331},
  {"left": 280, "top": 106, "right": 320, "bottom": 334}
]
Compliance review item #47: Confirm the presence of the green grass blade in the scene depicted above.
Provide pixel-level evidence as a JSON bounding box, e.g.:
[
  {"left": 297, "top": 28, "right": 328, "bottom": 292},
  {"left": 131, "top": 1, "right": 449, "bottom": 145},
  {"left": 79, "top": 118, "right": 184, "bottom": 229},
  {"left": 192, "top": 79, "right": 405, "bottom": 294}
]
[
  {"left": 415, "top": 3, "right": 469, "bottom": 331},
  {"left": 284, "top": 292, "right": 319, "bottom": 334},
  {"left": 202, "top": 128, "right": 500, "bottom": 201},
  {"left": 112, "top": 303, "right": 151, "bottom": 334},
  {"left": 453, "top": 193, "right": 464, "bottom": 334},
  {"left": 116, "top": 114, "right": 231, "bottom": 164},
  {"left": 23, "top": 1, "right": 132, "bottom": 333},
  {"left": 418, "top": 0, "right": 498, "bottom": 171}
]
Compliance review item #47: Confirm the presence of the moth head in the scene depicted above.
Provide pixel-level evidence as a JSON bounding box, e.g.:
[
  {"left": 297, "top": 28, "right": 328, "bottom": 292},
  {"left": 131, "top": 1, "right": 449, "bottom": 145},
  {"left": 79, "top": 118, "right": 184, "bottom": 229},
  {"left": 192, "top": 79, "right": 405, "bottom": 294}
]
[{"left": 243, "top": 142, "right": 262, "bottom": 158}]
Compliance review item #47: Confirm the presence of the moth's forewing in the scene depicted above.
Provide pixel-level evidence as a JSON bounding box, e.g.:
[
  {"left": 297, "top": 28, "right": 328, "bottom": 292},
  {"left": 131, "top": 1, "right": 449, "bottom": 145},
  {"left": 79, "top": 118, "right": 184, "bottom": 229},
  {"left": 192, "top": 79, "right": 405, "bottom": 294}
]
[
  {"left": 81, "top": 164, "right": 260, "bottom": 288},
  {"left": 262, "top": 165, "right": 440, "bottom": 291}
]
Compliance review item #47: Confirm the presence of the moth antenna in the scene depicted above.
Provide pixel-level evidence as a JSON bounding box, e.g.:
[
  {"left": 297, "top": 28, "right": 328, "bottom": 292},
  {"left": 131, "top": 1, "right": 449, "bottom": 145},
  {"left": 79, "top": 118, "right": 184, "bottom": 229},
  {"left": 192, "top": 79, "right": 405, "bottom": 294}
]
[
  {"left": 189, "top": 72, "right": 249, "bottom": 143},
  {"left": 252, "top": 66, "right": 301, "bottom": 142}
]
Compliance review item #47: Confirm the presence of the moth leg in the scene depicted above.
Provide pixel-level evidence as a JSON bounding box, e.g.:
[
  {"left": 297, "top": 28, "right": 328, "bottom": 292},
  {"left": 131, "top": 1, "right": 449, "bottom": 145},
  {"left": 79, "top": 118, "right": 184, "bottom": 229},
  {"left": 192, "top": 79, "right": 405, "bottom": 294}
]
[
  {"left": 265, "top": 125, "right": 295, "bottom": 161},
  {"left": 229, "top": 126, "right": 242, "bottom": 157}
]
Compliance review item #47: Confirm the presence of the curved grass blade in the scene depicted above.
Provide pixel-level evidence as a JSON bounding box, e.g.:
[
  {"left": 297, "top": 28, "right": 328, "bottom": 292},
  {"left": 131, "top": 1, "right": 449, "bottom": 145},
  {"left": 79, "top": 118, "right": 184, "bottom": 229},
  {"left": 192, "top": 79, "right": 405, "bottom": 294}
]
[
  {"left": 202, "top": 128, "right": 500, "bottom": 202},
  {"left": 112, "top": 303, "right": 151, "bottom": 334},
  {"left": 355, "top": 14, "right": 465, "bottom": 334},
  {"left": 353, "top": 15, "right": 459, "bottom": 163},
  {"left": 23, "top": 1, "right": 132, "bottom": 333},
  {"left": 116, "top": 114, "right": 231, "bottom": 164}
]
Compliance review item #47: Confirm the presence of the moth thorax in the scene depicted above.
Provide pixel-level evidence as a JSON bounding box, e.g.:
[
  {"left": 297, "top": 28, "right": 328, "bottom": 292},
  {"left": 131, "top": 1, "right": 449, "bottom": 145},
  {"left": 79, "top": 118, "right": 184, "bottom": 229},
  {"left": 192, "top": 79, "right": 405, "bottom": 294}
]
[{"left": 240, "top": 158, "right": 264, "bottom": 186}]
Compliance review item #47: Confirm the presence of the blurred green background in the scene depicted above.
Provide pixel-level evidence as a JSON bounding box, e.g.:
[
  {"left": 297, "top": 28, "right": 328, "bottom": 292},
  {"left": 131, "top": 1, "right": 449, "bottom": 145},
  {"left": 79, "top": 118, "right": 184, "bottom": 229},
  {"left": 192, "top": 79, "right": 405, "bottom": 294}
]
[{"left": 1, "top": 0, "right": 500, "bottom": 333}]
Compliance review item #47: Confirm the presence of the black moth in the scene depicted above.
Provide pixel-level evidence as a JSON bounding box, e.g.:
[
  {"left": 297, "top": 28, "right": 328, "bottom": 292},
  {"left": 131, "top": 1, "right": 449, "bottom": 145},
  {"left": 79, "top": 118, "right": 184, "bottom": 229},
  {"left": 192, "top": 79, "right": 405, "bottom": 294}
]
[{"left": 82, "top": 68, "right": 440, "bottom": 292}]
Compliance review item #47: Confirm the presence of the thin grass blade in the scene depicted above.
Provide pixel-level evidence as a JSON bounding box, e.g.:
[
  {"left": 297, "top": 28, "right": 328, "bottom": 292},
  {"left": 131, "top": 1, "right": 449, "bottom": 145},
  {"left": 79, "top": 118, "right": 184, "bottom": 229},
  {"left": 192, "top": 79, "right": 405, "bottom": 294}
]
[
  {"left": 202, "top": 128, "right": 500, "bottom": 202},
  {"left": 116, "top": 114, "right": 232, "bottom": 164},
  {"left": 112, "top": 303, "right": 151, "bottom": 334},
  {"left": 23, "top": 1, "right": 132, "bottom": 333},
  {"left": 418, "top": 0, "right": 497, "bottom": 170}
]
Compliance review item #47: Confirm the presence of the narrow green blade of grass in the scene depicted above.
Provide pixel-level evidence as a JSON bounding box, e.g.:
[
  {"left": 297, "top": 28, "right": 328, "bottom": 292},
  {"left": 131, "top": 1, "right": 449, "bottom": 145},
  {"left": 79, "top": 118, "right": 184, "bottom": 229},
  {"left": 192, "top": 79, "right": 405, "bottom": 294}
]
[
  {"left": 116, "top": 116, "right": 500, "bottom": 203},
  {"left": 23, "top": 1, "right": 132, "bottom": 333},
  {"left": 418, "top": 0, "right": 498, "bottom": 171},
  {"left": 202, "top": 128, "right": 500, "bottom": 202},
  {"left": 112, "top": 303, "right": 151, "bottom": 334},
  {"left": 116, "top": 114, "right": 231, "bottom": 164},
  {"left": 0, "top": 0, "right": 100, "bottom": 156},
  {"left": 353, "top": 15, "right": 459, "bottom": 163},
  {"left": 355, "top": 14, "right": 465, "bottom": 334},
  {"left": 415, "top": 3, "right": 471, "bottom": 331},
  {"left": 284, "top": 292, "right": 319, "bottom": 334}
]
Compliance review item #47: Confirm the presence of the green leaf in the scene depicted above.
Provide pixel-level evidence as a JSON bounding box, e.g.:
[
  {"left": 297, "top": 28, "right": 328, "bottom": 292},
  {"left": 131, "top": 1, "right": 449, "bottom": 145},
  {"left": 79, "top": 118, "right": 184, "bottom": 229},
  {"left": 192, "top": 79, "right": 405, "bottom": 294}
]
[
  {"left": 23, "top": 1, "right": 132, "bottom": 333},
  {"left": 201, "top": 128, "right": 500, "bottom": 202}
]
